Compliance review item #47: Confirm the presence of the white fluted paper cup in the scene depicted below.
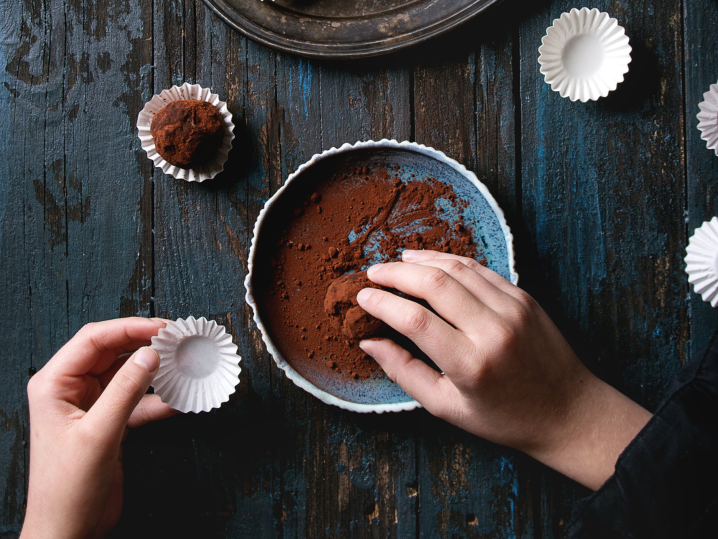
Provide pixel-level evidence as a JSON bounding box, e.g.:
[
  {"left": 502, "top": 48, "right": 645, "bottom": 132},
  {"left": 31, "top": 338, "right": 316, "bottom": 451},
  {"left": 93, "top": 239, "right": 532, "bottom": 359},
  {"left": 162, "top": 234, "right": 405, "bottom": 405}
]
[
  {"left": 137, "top": 83, "right": 235, "bottom": 182},
  {"left": 686, "top": 217, "right": 718, "bottom": 308},
  {"left": 538, "top": 8, "right": 632, "bottom": 102},
  {"left": 150, "top": 316, "right": 242, "bottom": 413},
  {"left": 697, "top": 82, "right": 718, "bottom": 156}
]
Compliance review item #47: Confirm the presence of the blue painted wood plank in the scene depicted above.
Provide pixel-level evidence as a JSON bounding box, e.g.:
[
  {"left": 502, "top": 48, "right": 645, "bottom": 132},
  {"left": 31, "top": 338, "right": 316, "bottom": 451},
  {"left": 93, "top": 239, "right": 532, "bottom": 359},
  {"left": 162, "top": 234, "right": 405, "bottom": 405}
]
[
  {"left": 684, "top": 0, "right": 718, "bottom": 356},
  {"left": 1, "top": 0, "right": 71, "bottom": 533},
  {"left": 270, "top": 52, "right": 322, "bottom": 539},
  {"left": 519, "top": 0, "right": 689, "bottom": 536},
  {"left": 0, "top": 0, "right": 705, "bottom": 537},
  {"left": 117, "top": 1, "right": 278, "bottom": 537},
  {"left": 0, "top": 0, "right": 33, "bottom": 529},
  {"left": 1, "top": 0, "right": 157, "bottom": 535},
  {"left": 411, "top": 11, "right": 534, "bottom": 537},
  {"left": 309, "top": 54, "right": 417, "bottom": 539}
]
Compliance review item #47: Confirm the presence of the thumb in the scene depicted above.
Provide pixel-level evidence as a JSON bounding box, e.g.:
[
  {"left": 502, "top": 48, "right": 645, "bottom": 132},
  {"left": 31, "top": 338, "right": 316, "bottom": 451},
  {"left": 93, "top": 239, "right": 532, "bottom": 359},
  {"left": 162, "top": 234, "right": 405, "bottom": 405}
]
[{"left": 83, "top": 347, "right": 160, "bottom": 442}]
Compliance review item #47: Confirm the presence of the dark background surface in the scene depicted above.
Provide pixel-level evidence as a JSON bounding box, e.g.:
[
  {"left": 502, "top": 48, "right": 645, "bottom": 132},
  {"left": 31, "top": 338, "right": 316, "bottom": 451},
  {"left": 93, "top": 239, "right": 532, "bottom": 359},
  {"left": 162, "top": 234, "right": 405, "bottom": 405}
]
[{"left": 1, "top": 0, "right": 718, "bottom": 537}]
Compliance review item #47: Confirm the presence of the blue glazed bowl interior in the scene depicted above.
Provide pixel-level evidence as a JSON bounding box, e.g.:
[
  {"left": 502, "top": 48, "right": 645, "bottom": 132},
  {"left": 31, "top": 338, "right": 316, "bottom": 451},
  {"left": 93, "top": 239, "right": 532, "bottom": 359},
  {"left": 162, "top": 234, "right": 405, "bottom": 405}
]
[{"left": 251, "top": 146, "right": 514, "bottom": 407}]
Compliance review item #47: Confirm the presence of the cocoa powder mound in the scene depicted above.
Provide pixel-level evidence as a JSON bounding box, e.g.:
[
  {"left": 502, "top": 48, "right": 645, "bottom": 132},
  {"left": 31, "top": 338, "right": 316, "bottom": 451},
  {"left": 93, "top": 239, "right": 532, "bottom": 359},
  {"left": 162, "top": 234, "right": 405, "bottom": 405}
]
[{"left": 255, "top": 165, "right": 486, "bottom": 381}]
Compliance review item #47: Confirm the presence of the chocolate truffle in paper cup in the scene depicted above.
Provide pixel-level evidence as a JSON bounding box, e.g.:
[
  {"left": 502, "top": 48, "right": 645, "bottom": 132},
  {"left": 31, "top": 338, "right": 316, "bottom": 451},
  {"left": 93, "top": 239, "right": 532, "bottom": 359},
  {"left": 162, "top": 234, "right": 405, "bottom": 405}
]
[
  {"left": 697, "top": 82, "right": 718, "bottom": 156},
  {"left": 150, "top": 316, "right": 241, "bottom": 413},
  {"left": 137, "top": 83, "right": 235, "bottom": 182},
  {"left": 538, "top": 8, "right": 631, "bottom": 102},
  {"left": 686, "top": 217, "right": 718, "bottom": 308}
]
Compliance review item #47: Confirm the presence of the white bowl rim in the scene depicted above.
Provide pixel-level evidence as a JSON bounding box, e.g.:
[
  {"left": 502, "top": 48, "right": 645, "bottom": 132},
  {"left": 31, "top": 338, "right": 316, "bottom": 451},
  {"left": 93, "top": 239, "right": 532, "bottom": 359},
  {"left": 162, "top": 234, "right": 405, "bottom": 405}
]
[{"left": 244, "top": 139, "right": 518, "bottom": 413}]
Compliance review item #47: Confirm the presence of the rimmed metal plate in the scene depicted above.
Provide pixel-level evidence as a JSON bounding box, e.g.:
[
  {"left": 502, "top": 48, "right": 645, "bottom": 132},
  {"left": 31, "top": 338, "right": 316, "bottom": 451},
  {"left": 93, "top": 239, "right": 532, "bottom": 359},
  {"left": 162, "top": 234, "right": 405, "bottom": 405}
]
[{"left": 202, "top": 0, "right": 501, "bottom": 59}]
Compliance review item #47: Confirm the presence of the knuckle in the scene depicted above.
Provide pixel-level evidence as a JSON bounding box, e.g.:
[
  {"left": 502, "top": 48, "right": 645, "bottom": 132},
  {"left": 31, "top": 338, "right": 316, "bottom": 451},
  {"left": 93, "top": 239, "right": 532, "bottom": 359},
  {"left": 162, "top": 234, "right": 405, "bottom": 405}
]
[
  {"left": 75, "top": 420, "right": 103, "bottom": 446},
  {"left": 513, "top": 288, "right": 534, "bottom": 306},
  {"left": 364, "top": 288, "right": 384, "bottom": 310},
  {"left": 508, "top": 294, "right": 538, "bottom": 325},
  {"left": 78, "top": 322, "right": 102, "bottom": 348},
  {"left": 420, "top": 268, "right": 449, "bottom": 293},
  {"left": 464, "top": 258, "right": 483, "bottom": 272},
  {"left": 389, "top": 365, "right": 405, "bottom": 386},
  {"left": 112, "top": 370, "right": 145, "bottom": 398},
  {"left": 442, "top": 259, "right": 466, "bottom": 274},
  {"left": 403, "top": 307, "right": 432, "bottom": 336},
  {"left": 507, "top": 303, "right": 531, "bottom": 325},
  {"left": 79, "top": 322, "right": 97, "bottom": 337},
  {"left": 137, "top": 401, "right": 152, "bottom": 426},
  {"left": 493, "top": 324, "right": 518, "bottom": 351},
  {"left": 26, "top": 374, "right": 43, "bottom": 400},
  {"left": 455, "top": 352, "right": 484, "bottom": 386}
]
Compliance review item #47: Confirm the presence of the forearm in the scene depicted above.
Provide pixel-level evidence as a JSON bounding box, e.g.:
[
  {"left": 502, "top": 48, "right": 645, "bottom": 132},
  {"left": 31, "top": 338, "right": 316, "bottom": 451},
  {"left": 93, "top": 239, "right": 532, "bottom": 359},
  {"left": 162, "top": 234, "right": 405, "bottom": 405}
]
[{"left": 529, "top": 374, "right": 652, "bottom": 490}]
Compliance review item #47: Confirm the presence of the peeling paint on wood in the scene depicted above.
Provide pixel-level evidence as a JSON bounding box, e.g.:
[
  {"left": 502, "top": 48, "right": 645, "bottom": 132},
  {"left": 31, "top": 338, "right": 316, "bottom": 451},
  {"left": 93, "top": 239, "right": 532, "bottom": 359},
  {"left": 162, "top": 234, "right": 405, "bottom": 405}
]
[{"left": 1, "top": 0, "right": 714, "bottom": 537}]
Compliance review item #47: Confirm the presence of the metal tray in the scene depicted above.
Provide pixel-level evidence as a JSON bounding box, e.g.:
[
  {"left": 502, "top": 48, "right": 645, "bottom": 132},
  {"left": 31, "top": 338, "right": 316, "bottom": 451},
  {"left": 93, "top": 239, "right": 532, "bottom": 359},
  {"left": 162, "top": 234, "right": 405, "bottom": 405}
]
[{"left": 202, "top": 0, "right": 501, "bottom": 59}]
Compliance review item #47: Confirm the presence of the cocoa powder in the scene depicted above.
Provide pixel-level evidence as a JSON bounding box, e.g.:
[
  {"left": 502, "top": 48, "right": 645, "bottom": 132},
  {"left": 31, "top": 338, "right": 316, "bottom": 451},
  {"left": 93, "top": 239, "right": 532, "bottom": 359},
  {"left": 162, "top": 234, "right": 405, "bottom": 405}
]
[
  {"left": 324, "top": 271, "right": 386, "bottom": 340},
  {"left": 150, "top": 100, "right": 224, "bottom": 168},
  {"left": 254, "top": 165, "right": 486, "bottom": 381}
]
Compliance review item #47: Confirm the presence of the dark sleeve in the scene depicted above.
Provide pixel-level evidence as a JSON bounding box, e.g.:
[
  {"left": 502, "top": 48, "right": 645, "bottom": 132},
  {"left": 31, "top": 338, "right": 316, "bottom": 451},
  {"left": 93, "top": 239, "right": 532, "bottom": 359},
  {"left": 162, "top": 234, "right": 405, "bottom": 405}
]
[{"left": 567, "top": 331, "right": 718, "bottom": 539}]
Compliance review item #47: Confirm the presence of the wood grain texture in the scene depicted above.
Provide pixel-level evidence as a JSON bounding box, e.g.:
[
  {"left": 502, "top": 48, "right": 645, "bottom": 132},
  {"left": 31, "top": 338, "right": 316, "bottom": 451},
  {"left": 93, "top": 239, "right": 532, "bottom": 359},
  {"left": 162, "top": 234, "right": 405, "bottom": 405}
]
[
  {"left": 519, "top": 0, "right": 689, "bottom": 536},
  {"left": 307, "top": 54, "right": 417, "bottom": 539},
  {"left": 684, "top": 0, "right": 718, "bottom": 357},
  {"left": 1, "top": 0, "right": 717, "bottom": 537},
  {"left": 411, "top": 12, "right": 535, "bottom": 538}
]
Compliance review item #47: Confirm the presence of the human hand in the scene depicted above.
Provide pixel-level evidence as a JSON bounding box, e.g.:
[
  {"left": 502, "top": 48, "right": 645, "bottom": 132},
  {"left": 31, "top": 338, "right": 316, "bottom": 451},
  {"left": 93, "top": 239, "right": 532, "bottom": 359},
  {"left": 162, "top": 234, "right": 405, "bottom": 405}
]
[
  {"left": 21, "top": 318, "right": 178, "bottom": 539},
  {"left": 357, "top": 250, "right": 652, "bottom": 490}
]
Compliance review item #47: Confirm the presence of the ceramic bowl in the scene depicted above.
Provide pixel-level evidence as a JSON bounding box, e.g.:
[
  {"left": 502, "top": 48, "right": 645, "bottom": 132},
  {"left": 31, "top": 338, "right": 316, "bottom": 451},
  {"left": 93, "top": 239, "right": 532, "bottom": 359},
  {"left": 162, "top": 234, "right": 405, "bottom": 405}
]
[
  {"left": 245, "top": 140, "right": 517, "bottom": 413},
  {"left": 538, "top": 7, "right": 632, "bottom": 102}
]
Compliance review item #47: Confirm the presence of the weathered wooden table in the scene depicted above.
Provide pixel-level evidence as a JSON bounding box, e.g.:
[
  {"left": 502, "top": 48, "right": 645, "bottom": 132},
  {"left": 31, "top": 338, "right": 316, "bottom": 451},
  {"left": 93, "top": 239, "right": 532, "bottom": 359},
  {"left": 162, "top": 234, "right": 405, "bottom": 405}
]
[{"left": 1, "top": 0, "right": 717, "bottom": 537}]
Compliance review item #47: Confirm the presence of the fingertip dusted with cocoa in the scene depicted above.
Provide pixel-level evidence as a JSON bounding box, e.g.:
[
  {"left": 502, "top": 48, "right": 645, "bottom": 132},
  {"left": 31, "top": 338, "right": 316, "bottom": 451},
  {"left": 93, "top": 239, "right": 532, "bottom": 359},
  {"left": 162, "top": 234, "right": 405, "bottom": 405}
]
[{"left": 324, "top": 271, "right": 387, "bottom": 340}]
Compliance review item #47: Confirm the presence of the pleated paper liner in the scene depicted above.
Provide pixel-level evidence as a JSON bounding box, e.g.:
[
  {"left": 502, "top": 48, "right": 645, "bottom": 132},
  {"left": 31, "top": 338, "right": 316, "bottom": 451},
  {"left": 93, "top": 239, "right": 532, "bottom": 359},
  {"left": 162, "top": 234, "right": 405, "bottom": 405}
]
[
  {"left": 150, "top": 316, "right": 241, "bottom": 413},
  {"left": 697, "top": 82, "right": 718, "bottom": 156},
  {"left": 538, "top": 8, "right": 631, "bottom": 102},
  {"left": 137, "top": 83, "right": 235, "bottom": 182},
  {"left": 686, "top": 217, "right": 718, "bottom": 308}
]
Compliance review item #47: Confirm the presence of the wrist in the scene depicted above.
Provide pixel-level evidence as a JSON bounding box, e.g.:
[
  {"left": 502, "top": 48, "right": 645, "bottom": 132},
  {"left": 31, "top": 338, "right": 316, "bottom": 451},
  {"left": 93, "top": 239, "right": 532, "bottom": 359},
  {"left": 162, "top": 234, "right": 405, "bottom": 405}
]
[{"left": 527, "top": 372, "right": 652, "bottom": 490}]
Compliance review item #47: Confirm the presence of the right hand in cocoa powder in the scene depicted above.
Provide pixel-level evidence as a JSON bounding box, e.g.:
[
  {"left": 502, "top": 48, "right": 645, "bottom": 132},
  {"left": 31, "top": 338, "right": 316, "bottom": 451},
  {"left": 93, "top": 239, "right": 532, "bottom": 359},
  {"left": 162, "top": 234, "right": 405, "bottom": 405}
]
[{"left": 357, "top": 250, "right": 652, "bottom": 491}]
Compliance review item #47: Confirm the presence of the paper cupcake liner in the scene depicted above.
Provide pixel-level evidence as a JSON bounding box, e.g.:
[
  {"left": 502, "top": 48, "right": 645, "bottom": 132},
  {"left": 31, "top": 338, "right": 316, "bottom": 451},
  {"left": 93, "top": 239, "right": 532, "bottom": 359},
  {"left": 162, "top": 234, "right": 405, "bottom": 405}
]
[
  {"left": 686, "top": 217, "right": 718, "bottom": 307},
  {"left": 150, "top": 316, "right": 242, "bottom": 413},
  {"left": 697, "top": 82, "right": 718, "bottom": 156},
  {"left": 538, "top": 7, "right": 631, "bottom": 102},
  {"left": 137, "top": 83, "right": 235, "bottom": 182}
]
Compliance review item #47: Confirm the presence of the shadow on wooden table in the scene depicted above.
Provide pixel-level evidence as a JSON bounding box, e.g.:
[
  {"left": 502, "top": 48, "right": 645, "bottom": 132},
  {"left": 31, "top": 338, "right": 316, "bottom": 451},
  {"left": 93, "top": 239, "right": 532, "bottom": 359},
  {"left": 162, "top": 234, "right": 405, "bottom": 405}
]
[
  {"left": 602, "top": 34, "right": 663, "bottom": 112},
  {"left": 314, "top": 0, "right": 551, "bottom": 73}
]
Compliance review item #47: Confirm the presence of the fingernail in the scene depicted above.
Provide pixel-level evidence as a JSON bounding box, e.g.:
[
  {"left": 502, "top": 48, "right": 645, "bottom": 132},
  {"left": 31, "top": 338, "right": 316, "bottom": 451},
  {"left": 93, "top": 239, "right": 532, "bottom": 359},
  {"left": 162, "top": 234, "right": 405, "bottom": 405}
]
[
  {"left": 356, "top": 288, "right": 376, "bottom": 304},
  {"left": 358, "top": 340, "right": 374, "bottom": 357},
  {"left": 133, "top": 347, "right": 160, "bottom": 373},
  {"left": 402, "top": 250, "right": 418, "bottom": 261},
  {"left": 366, "top": 263, "right": 384, "bottom": 277}
]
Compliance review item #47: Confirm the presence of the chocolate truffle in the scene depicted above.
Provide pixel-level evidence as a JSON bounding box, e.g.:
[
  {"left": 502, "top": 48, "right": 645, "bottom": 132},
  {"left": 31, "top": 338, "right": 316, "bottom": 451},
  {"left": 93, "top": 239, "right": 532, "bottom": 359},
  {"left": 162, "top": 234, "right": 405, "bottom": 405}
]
[
  {"left": 324, "top": 271, "right": 386, "bottom": 339},
  {"left": 150, "top": 100, "right": 224, "bottom": 169}
]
